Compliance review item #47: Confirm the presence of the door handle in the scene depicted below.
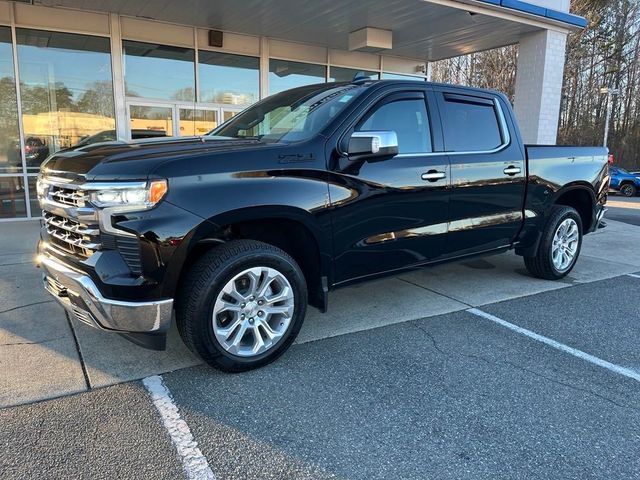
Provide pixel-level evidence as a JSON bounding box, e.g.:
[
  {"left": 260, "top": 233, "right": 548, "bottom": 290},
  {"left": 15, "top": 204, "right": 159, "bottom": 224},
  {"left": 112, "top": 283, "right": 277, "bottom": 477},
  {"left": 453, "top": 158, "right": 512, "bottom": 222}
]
[
  {"left": 503, "top": 166, "right": 521, "bottom": 176},
  {"left": 421, "top": 170, "right": 446, "bottom": 182}
]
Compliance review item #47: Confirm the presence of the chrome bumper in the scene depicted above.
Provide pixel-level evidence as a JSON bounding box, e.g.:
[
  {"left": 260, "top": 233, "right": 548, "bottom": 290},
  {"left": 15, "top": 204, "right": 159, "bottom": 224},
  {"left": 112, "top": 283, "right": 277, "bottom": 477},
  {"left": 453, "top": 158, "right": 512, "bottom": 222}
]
[{"left": 38, "top": 249, "right": 173, "bottom": 333}]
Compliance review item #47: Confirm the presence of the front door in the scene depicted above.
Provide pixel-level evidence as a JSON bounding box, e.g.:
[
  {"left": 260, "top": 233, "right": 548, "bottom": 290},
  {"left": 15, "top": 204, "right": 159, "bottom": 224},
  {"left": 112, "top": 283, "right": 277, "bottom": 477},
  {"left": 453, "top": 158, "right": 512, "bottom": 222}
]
[{"left": 329, "top": 90, "right": 451, "bottom": 284}]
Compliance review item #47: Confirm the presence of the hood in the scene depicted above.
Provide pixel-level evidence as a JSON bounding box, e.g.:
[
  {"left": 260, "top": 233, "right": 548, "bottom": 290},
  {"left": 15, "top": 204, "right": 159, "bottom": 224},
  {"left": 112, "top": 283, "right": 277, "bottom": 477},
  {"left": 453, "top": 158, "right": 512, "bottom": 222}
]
[{"left": 40, "top": 136, "right": 277, "bottom": 181}]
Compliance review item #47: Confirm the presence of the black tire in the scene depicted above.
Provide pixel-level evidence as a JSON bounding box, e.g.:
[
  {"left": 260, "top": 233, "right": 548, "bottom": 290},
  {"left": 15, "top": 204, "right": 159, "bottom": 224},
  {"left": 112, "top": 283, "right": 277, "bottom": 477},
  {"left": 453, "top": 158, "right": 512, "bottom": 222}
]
[
  {"left": 176, "top": 240, "right": 307, "bottom": 372},
  {"left": 619, "top": 183, "right": 636, "bottom": 197},
  {"left": 524, "top": 205, "right": 583, "bottom": 280}
]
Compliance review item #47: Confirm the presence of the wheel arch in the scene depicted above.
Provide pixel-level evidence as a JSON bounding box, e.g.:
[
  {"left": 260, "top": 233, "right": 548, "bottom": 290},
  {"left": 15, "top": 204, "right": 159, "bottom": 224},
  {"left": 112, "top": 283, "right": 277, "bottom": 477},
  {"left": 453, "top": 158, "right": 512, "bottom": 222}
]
[
  {"left": 552, "top": 183, "right": 596, "bottom": 233},
  {"left": 169, "top": 206, "right": 332, "bottom": 312},
  {"left": 516, "top": 183, "right": 595, "bottom": 258}
]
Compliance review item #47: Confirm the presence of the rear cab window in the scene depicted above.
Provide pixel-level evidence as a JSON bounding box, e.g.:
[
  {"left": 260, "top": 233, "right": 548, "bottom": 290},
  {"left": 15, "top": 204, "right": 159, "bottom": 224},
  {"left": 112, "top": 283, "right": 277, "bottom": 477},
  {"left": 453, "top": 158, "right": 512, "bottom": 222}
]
[{"left": 438, "top": 92, "right": 506, "bottom": 152}]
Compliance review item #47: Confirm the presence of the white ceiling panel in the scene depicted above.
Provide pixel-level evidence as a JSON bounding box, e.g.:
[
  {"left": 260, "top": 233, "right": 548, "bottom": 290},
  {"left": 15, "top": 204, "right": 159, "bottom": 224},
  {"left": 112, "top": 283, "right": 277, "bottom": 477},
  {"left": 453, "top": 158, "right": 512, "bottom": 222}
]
[{"left": 32, "top": 0, "right": 543, "bottom": 60}]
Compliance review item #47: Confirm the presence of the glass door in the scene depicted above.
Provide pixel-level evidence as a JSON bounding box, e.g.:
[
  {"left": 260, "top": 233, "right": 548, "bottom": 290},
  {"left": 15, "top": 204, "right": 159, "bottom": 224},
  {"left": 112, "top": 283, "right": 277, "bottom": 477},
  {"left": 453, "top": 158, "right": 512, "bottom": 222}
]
[
  {"left": 127, "top": 102, "right": 175, "bottom": 140},
  {"left": 126, "top": 100, "right": 230, "bottom": 140},
  {"left": 221, "top": 107, "right": 243, "bottom": 124},
  {"left": 178, "top": 107, "right": 219, "bottom": 137}
]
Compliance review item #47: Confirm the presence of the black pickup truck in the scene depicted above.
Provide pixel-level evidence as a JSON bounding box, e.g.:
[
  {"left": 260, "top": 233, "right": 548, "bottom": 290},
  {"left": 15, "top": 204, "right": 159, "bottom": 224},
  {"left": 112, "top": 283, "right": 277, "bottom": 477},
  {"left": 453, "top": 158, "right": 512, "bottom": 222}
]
[{"left": 36, "top": 80, "right": 609, "bottom": 371}]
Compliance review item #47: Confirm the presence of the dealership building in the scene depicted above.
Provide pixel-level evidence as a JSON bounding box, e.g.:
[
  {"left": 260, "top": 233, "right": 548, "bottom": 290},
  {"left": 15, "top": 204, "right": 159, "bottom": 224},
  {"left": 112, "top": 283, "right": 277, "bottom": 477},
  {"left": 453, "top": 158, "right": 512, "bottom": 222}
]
[{"left": 0, "top": 0, "right": 585, "bottom": 220}]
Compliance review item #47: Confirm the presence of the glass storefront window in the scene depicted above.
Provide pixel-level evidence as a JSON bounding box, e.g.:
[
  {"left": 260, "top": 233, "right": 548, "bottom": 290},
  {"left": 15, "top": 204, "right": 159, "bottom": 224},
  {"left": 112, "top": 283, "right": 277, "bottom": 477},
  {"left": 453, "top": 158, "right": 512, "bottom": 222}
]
[
  {"left": 16, "top": 28, "right": 115, "bottom": 173},
  {"left": 381, "top": 72, "right": 426, "bottom": 81},
  {"left": 269, "top": 59, "right": 326, "bottom": 95},
  {"left": 330, "top": 67, "right": 379, "bottom": 82},
  {"left": 123, "top": 40, "right": 195, "bottom": 102},
  {"left": 0, "top": 176, "right": 26, "bottom": 219},
  {"left": 0, "top": 27, "right": 21, "bottom": 175},
  {"left": 199, "top": 51, "right": 258, "bottom": 106}
]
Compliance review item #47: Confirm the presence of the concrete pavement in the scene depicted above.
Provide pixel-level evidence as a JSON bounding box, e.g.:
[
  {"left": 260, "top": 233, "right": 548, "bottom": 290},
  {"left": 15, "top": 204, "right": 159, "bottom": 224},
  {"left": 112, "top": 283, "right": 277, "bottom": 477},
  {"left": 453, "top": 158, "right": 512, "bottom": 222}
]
[{"left": 1, "top": 216, "right": 640, "bottom": 409}]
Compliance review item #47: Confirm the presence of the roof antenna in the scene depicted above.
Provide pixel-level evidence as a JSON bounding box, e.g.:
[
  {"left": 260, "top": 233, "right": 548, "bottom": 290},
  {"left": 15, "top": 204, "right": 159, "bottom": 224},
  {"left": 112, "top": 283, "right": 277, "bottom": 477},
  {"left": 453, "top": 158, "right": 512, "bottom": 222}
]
[{"left": 352, "top": 71, "right": 371, "bottom": 83}]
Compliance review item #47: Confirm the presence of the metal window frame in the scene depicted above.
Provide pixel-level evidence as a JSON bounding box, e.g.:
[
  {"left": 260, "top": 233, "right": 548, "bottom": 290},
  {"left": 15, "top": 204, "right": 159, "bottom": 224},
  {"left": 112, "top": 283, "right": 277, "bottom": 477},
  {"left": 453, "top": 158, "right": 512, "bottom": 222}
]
[{"left": 0, "top": 3, "right": 435, "bottom": 222}]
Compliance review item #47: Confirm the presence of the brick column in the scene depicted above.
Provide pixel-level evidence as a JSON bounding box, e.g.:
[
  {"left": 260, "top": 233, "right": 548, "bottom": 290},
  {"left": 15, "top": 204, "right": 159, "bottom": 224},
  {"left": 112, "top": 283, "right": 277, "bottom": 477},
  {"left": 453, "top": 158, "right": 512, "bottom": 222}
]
[{"left": 513, "top": 29, "right": 567, "bottom": 145}]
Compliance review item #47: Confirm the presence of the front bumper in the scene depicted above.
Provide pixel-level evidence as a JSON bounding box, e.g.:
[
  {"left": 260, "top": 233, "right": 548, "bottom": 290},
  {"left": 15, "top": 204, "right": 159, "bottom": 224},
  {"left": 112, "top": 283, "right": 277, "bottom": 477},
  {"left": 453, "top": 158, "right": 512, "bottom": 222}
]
[{"left": 38, "top": 247, "right": 173, "bottom": 337}]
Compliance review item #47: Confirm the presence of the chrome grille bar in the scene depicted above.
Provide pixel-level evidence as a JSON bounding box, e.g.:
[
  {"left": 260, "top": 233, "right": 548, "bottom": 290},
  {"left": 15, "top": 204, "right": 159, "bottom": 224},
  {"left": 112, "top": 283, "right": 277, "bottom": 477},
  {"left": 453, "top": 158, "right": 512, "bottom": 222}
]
[{"left": 40, "top": 176, "right": 101, "bottom": 259}]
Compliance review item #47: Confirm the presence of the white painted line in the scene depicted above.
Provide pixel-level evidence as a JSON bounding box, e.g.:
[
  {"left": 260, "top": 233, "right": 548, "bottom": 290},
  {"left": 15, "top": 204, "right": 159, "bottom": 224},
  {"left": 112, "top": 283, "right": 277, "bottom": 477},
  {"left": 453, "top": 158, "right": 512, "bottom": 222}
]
[
  {"left": 142, "top": 375, "right": 215, "bottom": 480},
  {"left": 467, "top": 308, "right": 640, "bottom": 383},
  {"left": 627, "top": 273, "right": 640, "bottom": 279}
]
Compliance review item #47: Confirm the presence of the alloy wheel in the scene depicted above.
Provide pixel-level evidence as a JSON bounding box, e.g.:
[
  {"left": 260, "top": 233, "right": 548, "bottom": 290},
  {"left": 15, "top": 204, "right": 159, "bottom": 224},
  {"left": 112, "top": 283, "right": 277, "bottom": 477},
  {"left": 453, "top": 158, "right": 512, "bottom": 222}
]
[
  {"left": 551, "top": 218, "right": 579, "bottom": 272},
  {"left": 212, "top": 266, "right": 295, "bottom": 357}
]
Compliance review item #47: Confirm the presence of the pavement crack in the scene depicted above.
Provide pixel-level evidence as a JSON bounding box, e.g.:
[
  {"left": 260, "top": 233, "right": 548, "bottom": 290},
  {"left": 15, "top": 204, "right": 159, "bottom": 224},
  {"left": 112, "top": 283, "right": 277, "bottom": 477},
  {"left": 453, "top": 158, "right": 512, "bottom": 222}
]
[
  {"left": 1, "top": 336, "right": 67, "bottom": 346},
  {"left": 398, "top": 277, "right": 472, "bottom": 307},
  {"left": 411, "top": 321, "right": 640, "bottom": 413},
  {"left": 65, "top": 311, "right": 92, "bottom": 390},
  {"left": 501, "top": 360, "right": 640, "bottom": 413},
  {"left": 412, "top": 321, "right": 492, "bottom": 366},
  {"left": 0, "top": 300, "right": 54, "bottom": 315}
]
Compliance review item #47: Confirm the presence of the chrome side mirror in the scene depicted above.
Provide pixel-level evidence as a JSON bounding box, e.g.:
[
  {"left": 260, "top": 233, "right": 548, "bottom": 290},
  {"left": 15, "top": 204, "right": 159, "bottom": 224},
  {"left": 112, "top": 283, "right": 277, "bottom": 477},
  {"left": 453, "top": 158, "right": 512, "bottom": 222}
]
[{"left": 347, "top": 131, "right": 398, "bottom": 161}]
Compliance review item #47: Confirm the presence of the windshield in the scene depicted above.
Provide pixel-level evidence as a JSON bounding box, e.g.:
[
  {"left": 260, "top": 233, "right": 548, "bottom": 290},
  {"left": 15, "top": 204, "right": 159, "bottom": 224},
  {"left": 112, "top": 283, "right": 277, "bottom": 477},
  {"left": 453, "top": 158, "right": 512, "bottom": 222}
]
[{"left": 210, "top": 83, "right": 365, "bottom": 142}]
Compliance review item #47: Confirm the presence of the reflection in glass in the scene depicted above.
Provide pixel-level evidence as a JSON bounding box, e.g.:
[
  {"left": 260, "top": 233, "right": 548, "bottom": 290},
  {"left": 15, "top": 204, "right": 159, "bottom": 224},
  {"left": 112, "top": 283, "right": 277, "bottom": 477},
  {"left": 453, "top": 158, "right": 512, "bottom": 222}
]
[
  {"left": 129, "top": 105, "right": 173, "bottom": 138},
  {"left": 179, "top": 109, "right": 218, "bottom": 136},
  {"left": 0, "top": 176, "right": 26, "bottom": 218},
  {"left": 222, "top": 110, "right": 238, "bottom": 123},
  {"left": 123, "top": 40, "right": 195, "bottom": 101},
  {"left": 330, "top": 67, "right": 379, "bottom": 82},
  {"left": 0, "top": 27, "right": 21, "bottom": 175},
  {"left": 381, "top": 72, "right": 426, "bottom": 81},
  {"left": 269, "top": 59, "right": 326, "bottom": 95},
  {"left": 214, "top": 84, "right": 364, "bottom": 142},
  {"left": 27, "top": 176, "right": 39, "bottom": 217},
  {"left": 199, "top": 51, "right": 258, "bottom": 106},
  {"left": 16, "top": 28, "right": 115, "bottom": 172}
]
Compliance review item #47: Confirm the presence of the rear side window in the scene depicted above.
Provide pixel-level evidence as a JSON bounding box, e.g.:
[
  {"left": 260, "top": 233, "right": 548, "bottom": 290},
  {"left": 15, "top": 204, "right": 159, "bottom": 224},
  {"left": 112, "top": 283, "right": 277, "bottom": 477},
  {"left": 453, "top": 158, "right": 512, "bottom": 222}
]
[
  {"left": 357, "top": 99, "right": 432, "bottom": 154},
  {"left": 440, "top": 95, "right": 503, "bottom": 152}
]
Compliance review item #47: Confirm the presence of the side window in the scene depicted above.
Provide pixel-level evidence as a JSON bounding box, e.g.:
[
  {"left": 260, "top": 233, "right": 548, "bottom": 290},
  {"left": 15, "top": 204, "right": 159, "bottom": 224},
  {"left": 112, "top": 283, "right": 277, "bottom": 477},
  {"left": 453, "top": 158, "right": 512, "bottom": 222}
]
[
  {"left": 440, "top": 95, "right": 503, "bottom": 152},
  {"left": 357, "top": 98, "right": 432, "bottom": 154}
]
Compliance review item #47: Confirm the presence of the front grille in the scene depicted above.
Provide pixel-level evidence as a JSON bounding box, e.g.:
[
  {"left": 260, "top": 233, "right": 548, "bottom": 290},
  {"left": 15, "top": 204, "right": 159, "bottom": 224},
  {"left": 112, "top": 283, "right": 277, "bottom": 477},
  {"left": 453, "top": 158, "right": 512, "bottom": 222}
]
[
  {"left": 49, "top": 184, "right": 88, "bottom": 207},
  {"left": 43, "top": 211, "right": 101, "bottom": 258},
  {"left": 40, "top": 176, "right": 141, "bottom": 274}
]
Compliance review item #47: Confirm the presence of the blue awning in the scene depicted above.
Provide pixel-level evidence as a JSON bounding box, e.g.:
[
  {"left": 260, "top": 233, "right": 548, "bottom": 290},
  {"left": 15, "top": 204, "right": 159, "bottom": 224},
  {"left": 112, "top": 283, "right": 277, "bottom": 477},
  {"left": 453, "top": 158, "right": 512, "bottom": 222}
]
[{"left": 477, "top": 0, "right": 588, "bottom": 28}]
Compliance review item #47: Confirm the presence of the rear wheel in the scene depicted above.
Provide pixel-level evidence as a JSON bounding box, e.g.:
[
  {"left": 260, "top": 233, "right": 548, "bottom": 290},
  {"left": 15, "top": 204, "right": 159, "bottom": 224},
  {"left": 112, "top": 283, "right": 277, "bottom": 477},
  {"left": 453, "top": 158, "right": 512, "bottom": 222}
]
[
  {"left": 176, "top": 240, "right": 307, "bottom": 372},
  {"left": 619, "top": 183, "right": 636, "bottom": 197},
  {"left": 524, "top": 206, "right": 582, "bottom": 280}
]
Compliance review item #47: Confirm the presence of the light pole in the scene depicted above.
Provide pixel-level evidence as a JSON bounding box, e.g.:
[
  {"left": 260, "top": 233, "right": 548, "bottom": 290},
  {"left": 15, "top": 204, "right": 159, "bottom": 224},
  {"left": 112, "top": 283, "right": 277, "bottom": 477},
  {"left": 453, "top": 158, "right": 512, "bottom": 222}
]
[{"left": 600, "top": 86, "right": 620, "bottom": 148}]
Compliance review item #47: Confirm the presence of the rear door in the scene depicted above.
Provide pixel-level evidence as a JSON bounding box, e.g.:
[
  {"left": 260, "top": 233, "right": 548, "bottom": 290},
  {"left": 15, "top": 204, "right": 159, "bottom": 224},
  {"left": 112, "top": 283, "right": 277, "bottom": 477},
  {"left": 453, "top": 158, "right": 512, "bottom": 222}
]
[
  {"left": 328, "top": 89, "right": 451, "bottom": 283},
  {"left": 436, "top": 89, "right": 525, "bottom": 256}
]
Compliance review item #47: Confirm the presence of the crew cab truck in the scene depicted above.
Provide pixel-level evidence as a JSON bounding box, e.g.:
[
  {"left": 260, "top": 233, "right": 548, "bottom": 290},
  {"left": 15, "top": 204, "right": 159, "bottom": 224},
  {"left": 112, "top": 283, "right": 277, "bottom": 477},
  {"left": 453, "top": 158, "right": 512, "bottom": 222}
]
[{"left": 36, "top": 80, "right": 609, "bottom": 371}]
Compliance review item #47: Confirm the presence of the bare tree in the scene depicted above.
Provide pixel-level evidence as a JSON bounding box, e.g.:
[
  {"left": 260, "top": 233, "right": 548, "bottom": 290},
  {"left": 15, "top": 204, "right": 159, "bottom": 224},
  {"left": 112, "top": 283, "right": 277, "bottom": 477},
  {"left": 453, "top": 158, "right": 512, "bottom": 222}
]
[{"left": 431, "top": 0, "right": 640, "bottom": 169}]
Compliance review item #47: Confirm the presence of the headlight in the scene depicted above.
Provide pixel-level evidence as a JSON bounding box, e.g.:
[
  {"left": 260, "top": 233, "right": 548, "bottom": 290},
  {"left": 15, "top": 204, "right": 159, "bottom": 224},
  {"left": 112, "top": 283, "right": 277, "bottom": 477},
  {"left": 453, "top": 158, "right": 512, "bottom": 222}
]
[
  {"left": 88, "top": 180, "right": 168, "bottom": 209},
  {"left": 36, "top": 176, "right": 47, "bottom": 197}
]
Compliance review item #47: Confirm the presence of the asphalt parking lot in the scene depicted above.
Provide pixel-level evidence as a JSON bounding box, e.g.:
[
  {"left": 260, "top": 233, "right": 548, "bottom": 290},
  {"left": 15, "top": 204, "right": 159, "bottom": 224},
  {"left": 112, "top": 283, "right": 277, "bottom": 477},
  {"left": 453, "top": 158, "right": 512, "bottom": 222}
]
[
  {"left": 1, "top": 200, "right": 640, "bottom": 479},
  {"left": 607, "top": 195, "right": 640, "bottom": 226}
]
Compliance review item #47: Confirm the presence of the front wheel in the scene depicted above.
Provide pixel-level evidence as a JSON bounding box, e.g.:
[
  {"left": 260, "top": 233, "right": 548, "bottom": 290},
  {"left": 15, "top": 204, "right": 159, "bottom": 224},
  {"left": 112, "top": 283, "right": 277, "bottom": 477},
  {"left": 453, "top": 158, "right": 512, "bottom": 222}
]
[
  {"left": 619, "top": 183, "right": 636, "bottom": 197},
  {"left": 524, "top": 206, "right": 583, "bottom": 280},
  {"left": 176, "top": 240, "right": 307, "bottom": 372}
]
